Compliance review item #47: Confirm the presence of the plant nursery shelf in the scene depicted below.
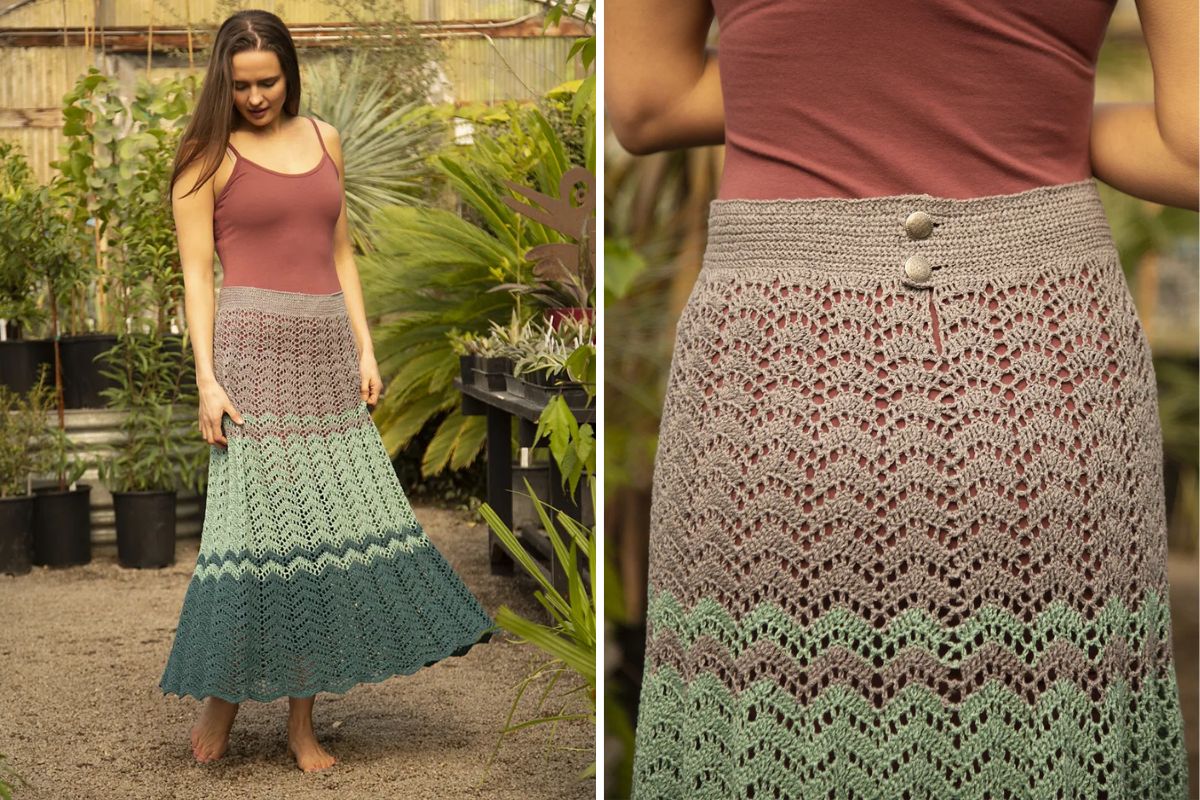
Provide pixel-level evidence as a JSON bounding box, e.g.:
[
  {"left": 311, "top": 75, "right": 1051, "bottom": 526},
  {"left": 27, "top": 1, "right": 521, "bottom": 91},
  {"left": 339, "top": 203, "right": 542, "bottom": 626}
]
[{"left": 453, "top": 377, "right": 594, "bottom": 598}]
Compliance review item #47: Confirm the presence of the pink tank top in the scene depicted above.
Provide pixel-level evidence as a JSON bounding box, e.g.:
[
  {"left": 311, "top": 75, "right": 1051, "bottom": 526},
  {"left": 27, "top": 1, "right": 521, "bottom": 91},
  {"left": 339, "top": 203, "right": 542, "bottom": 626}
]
[
  {"left": 214, "top": 116, "right": 343, "bottom": 293},
  {"left": 710, "top": 0, "right": 1118, "bottom": 200}
]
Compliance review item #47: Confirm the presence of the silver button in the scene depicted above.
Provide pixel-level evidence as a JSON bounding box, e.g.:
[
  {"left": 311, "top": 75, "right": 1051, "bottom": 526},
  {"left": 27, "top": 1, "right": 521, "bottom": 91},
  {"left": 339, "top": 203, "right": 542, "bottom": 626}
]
[
  {"left": 904, "top": 210, "right": 934, "bottom": 239},
  {"left": 903, "top": 254, "right": 932, "bottom": 283}
]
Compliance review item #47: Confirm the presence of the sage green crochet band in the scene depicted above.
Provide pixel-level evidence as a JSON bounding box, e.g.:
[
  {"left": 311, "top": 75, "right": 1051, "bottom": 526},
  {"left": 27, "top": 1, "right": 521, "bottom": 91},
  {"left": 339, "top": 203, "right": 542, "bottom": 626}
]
[{"left": 630, "top": 180, "right": 1190, "bottom": 799}]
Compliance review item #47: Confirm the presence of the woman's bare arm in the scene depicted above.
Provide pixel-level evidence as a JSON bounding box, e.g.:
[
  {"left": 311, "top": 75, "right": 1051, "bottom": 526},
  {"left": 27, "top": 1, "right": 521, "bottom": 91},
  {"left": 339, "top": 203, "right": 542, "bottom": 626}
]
[
  {"left": 605, "top": 0, "right": 725, "bottom": 154},
  {"left": 1091, "top": 0, "right": 1198, "bottom": 210},
  {"left": 172, "top": 157, "right": 244, "bottom": 446},
  {"left": 320, "top": 121, "right": 382, "bottom": 407}
]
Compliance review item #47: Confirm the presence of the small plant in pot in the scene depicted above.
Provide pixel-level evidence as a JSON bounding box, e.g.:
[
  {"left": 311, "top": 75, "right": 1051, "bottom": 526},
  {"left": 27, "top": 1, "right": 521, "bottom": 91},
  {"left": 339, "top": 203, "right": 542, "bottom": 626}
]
[
  {"left": 96, "top": 401, "right": 187, "bottom": 569},
  {"left": 31, "top": 419, "right": 95, "bottom": 568},
  {"left": 512, "top": 317, "right": 594, "bottom": 408},
  {"left": 489, "top": 315, "right": 548, "bottom": 399},
  {"left": 474, "top": 311, "right": 531, "bottom": 392},
  {"left": 448, "top": 328, "right": 487, "bottom": 386},
  {"left": 0, "top": 140, "right": 54, "bottom": 394},
  {"left": 97, "top": 327, "right": 196, "bottom": 570},
  {"left": 0, "top": 376, "right": 55, "bottom": 575}
]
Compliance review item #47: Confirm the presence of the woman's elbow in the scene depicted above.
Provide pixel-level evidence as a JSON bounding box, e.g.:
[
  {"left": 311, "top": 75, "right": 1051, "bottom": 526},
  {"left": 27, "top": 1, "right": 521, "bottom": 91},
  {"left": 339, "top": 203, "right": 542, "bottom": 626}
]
[{"left": 606, "top": 94, "right": 663, "bottom": 156}]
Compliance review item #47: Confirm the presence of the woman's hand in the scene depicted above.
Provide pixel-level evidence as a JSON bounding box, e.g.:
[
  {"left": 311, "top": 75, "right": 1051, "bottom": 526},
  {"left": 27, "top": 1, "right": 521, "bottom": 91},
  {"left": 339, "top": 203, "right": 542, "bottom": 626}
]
[
  {"left": 359, "top": 352, "right": 383, "bottom": 409},
  {"left": 198, "top": 377, "right": 244, "bottom": 448}
]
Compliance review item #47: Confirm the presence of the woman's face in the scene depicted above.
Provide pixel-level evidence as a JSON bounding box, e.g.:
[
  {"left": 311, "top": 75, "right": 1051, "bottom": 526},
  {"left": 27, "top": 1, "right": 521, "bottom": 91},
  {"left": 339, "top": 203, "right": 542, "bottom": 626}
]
[{"left": 230, "top": 50, "right": 287, "bottom": 127}]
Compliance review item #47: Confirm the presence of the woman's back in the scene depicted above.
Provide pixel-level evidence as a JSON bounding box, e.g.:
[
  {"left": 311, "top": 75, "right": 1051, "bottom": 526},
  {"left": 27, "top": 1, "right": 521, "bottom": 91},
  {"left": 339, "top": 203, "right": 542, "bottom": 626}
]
[{"left": 712, "top": 0, "right": 1118, "bottom": 199}]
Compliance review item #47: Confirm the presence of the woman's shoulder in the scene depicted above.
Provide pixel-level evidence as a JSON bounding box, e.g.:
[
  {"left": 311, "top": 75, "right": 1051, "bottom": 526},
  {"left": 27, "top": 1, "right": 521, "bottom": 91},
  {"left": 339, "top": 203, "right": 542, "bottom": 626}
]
[{"left": 308, "top": 115, "right": 340, "bottom": 142}]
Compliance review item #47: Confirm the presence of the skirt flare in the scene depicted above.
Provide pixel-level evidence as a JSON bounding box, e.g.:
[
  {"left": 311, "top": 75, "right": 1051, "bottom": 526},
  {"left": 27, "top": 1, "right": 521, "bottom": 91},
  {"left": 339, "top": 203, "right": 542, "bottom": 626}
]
[{"left": 159, "top": 286, "right": 495, "bottom": 704}]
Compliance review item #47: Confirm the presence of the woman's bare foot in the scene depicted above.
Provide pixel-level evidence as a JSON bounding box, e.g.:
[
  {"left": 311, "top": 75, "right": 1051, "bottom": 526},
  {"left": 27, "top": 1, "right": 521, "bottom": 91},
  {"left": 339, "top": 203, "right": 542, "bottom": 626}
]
[
  {"left": 287, "top": 695, "right": 337, "bottom": 772},
  {"left": 191, "top": 696, "right": 240, "bottom": 763}
]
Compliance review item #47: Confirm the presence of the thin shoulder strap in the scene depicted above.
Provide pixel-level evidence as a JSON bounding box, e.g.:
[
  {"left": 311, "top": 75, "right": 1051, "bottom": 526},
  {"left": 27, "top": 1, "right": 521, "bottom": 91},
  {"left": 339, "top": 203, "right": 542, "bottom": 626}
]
[
  {"left": 308, "top": 116, "right": 330, "bottom": 158},
  {"left": 225, "top": 139, "right": 242, "bottom": 158}
]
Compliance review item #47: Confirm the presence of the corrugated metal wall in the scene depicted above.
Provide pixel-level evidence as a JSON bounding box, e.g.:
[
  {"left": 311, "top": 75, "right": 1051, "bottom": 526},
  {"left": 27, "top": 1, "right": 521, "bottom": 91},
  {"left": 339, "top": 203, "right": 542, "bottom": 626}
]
[
  {"left": 0, "top": 0, "right": 589, "bottom": 181},
  {"left": 1, "top": 0, "right": 540, "bottom": 29}
]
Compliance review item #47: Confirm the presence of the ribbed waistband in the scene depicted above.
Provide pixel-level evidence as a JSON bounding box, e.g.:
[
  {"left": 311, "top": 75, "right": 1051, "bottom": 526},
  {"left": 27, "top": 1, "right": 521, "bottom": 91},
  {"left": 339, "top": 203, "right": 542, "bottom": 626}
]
[
  {"left": 216, "top": 285, "right": 347, "bottom": 317},
  {"left": 702, "top": 179, "right": 1117, "bottom": 284}
]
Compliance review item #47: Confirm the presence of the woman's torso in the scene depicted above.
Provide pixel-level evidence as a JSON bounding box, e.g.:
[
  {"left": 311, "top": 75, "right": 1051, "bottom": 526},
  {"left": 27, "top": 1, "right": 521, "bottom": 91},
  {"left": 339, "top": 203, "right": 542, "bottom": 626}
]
[
  {"left": 212, "top": 115, "right": 343, "bottom": 294},
  {"left": 710, "top": 0, "right": 1119, "bottom": 200}
]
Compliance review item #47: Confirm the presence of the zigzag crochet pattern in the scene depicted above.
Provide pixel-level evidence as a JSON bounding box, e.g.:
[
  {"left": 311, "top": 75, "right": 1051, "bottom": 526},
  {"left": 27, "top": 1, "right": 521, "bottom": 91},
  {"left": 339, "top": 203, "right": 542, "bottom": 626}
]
[
  {"left": 630, "top": 180, "right": 1190, "bottom": 799},
  {"left": 159, "top": 286, "right": 495, "bottom": 704}
]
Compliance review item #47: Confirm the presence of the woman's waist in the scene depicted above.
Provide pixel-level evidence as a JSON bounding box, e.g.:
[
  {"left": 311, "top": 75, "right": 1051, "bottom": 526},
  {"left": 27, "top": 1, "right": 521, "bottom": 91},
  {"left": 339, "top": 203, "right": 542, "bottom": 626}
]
[
  {"left": 216, "top": 283, "right": 347, "bottom": 318},
  {"left": 700, "top": 178, "right": 1117, "bottom": 283}
]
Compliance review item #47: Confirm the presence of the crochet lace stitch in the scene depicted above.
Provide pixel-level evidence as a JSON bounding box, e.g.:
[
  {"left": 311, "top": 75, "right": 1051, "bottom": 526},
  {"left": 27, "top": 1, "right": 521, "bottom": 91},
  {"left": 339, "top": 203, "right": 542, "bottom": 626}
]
[
  {"left": 630, "top": 180, "right": 1190, "bottom": 800},
  {"left": 160, "top": 287, "right": 495, "bottom": 703}
]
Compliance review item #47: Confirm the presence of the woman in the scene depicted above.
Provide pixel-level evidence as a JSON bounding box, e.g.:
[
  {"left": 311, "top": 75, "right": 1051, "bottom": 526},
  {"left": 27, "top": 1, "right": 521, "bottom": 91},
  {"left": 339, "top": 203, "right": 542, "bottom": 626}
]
[
  {"left": 608, "top": 0, "right": 1196, "bottom": 797},
  {"left": 159, "top": 10, "right": 495, "bottom": 773}
]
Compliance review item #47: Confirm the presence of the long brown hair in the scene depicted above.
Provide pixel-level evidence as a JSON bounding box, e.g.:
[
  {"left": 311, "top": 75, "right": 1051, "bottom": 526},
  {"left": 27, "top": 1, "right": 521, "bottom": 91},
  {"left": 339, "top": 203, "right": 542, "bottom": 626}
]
[{"left": 169, "top": 10, "right": 303, "bottom": 199}]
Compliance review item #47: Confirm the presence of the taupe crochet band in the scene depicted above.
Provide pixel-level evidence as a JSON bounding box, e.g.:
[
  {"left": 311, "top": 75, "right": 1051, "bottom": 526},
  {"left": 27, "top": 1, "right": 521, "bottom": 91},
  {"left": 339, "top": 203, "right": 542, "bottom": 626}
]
[{"left": 631, "top": 177, "right": 1190, "bottom": 799}]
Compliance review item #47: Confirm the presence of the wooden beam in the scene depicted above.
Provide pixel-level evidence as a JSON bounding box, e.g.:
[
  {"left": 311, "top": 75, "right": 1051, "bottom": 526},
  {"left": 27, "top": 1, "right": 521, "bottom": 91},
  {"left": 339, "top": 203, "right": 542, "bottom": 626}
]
[{"left": 0, "top": 18, "right": 590, "bottom": 50}]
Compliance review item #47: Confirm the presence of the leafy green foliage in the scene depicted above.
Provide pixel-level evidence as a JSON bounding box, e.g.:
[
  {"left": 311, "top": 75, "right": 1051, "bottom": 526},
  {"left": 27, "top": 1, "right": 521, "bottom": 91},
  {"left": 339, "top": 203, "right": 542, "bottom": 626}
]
[
  {"left": 0, "top": 141, "right": 52, "bottom": 334},
  {"left": 534, "top": 395, "right": 596, "bottom": 499},
  {"left": 51, "top": 67, "right": 194, "bottom": 336},
  {"left": 0, "top": 140, "right": 94, "bottom": 339},
  {"left": 39, "top": 425, "right": 91, "bottom": 490},
  {"left": 302, "top": 49, "right": 448, "bottom": 254},
  {"left": 95, "top": 333, "right": 202, "bottom": 494},
  {"left": 479, "top": 479, "right": 597, "bottom": 783},
  {"left": 0, "top": 751, "right": 29, "bottom": 799},
  {"left": 360, "top": 101, "right": 589, "bottom": 476},
  {"left": 0, "top": 369, "right": 54, "bottom": 498}
]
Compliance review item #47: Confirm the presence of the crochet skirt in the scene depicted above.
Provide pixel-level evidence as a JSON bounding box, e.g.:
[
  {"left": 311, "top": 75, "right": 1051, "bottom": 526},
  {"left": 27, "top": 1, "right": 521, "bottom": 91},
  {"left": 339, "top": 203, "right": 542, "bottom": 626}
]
[
  {"left": 630, "top": 179, "right": 1190, "bottom": 799},
  {"left": 159, "top": 286, "right": 495, "bottom": 704}
]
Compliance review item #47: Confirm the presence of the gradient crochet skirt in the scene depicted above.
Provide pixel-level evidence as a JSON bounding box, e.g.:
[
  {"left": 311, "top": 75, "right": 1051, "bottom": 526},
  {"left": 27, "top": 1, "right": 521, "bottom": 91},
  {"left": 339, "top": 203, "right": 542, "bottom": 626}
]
[
  {"left": 630, "top": 179, "right": 1190, "bottom": 799},
  {"left": 159, "top": 286, "right": 495, "bottom": 704}
]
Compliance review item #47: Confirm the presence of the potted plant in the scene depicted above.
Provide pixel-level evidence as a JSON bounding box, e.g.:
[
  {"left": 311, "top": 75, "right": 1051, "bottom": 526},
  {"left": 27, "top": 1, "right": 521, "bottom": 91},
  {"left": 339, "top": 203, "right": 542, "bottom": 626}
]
[
  {"left": 0, "top": 376, "right": 54, "bottom": 575},
  {"left": 52, "top": 68, "right": 192, "bottom": 410},
  {"left": 473, "top": 312, "right": 524, "bottom": 392},
  {"left": 31, "top": 424, "right": 94, "bottom": 568},
  {"left": 513, "top": 317, "right": 594, "bottom": 408},
  {"left": 448, "top": 328, "right": 486, "bottom": 386},
  {"left": 490, "top": 315, "right": 546, "bottom": 399},
  {"left": 97, "top": 319, "right": 201, "bottom": 570},
  {"left": 0, "top": 140, "right": 54, "bottom": 394}
]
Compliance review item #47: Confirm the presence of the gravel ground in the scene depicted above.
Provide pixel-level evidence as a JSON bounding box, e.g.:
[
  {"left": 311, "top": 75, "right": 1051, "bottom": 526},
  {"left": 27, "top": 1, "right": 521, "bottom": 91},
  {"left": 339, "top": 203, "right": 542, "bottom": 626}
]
[{"left": 0, "top": 505, "right": 596, "bottom": 800}]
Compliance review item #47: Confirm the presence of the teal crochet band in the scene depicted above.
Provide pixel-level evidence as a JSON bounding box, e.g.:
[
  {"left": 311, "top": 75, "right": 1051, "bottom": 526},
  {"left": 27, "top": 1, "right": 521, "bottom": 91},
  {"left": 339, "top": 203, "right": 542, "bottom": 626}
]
[{"left": 160, "top": 530, "right": 494, "bottom": 703}]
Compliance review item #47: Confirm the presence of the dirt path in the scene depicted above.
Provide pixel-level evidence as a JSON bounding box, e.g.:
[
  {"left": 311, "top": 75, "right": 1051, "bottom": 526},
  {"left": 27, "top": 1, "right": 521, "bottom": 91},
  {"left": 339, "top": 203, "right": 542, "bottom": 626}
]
[{"left": 0, "top": 505, "right": 595, "bottom": 800}]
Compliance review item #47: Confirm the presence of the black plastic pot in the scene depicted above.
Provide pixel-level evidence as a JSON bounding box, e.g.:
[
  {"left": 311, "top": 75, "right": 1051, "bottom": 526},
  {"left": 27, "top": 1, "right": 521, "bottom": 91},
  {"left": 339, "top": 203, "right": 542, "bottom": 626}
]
[
  {"left": 0, "top": 494, "right": 35, "bottom": 575},
  {"left": 32, "top": 483, "right": 93, "bottom": 567},
  {"left": 459, "top": 354, "right": 479, "bottom": 385},
  {"left": 113, "top": 490, "right": 176, "bottom": 568},
  {"left": 520, "top": 372, "right": 591, "bottom": 408},
  {"left": 0, "top": 338, "right": 55, "bottom": 395},
  {"left": 60, "top": 333, "right": 120, "bottom": 409},
  {"left": 475, "top": 356, "right": 513, "bottom": 392},
  {"left": 504, "top": 372, "right": 526, "bottom": 398}
]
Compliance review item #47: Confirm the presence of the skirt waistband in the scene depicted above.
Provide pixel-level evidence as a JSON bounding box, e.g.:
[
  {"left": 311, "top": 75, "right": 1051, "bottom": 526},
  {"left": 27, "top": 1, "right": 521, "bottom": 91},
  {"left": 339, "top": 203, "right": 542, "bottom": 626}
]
[
  {"left": 216, "top": 285, "right": 347, "bottom": 317},
  {"left": 702, "top": 179, "right": 1116, "bottom": 286}
]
